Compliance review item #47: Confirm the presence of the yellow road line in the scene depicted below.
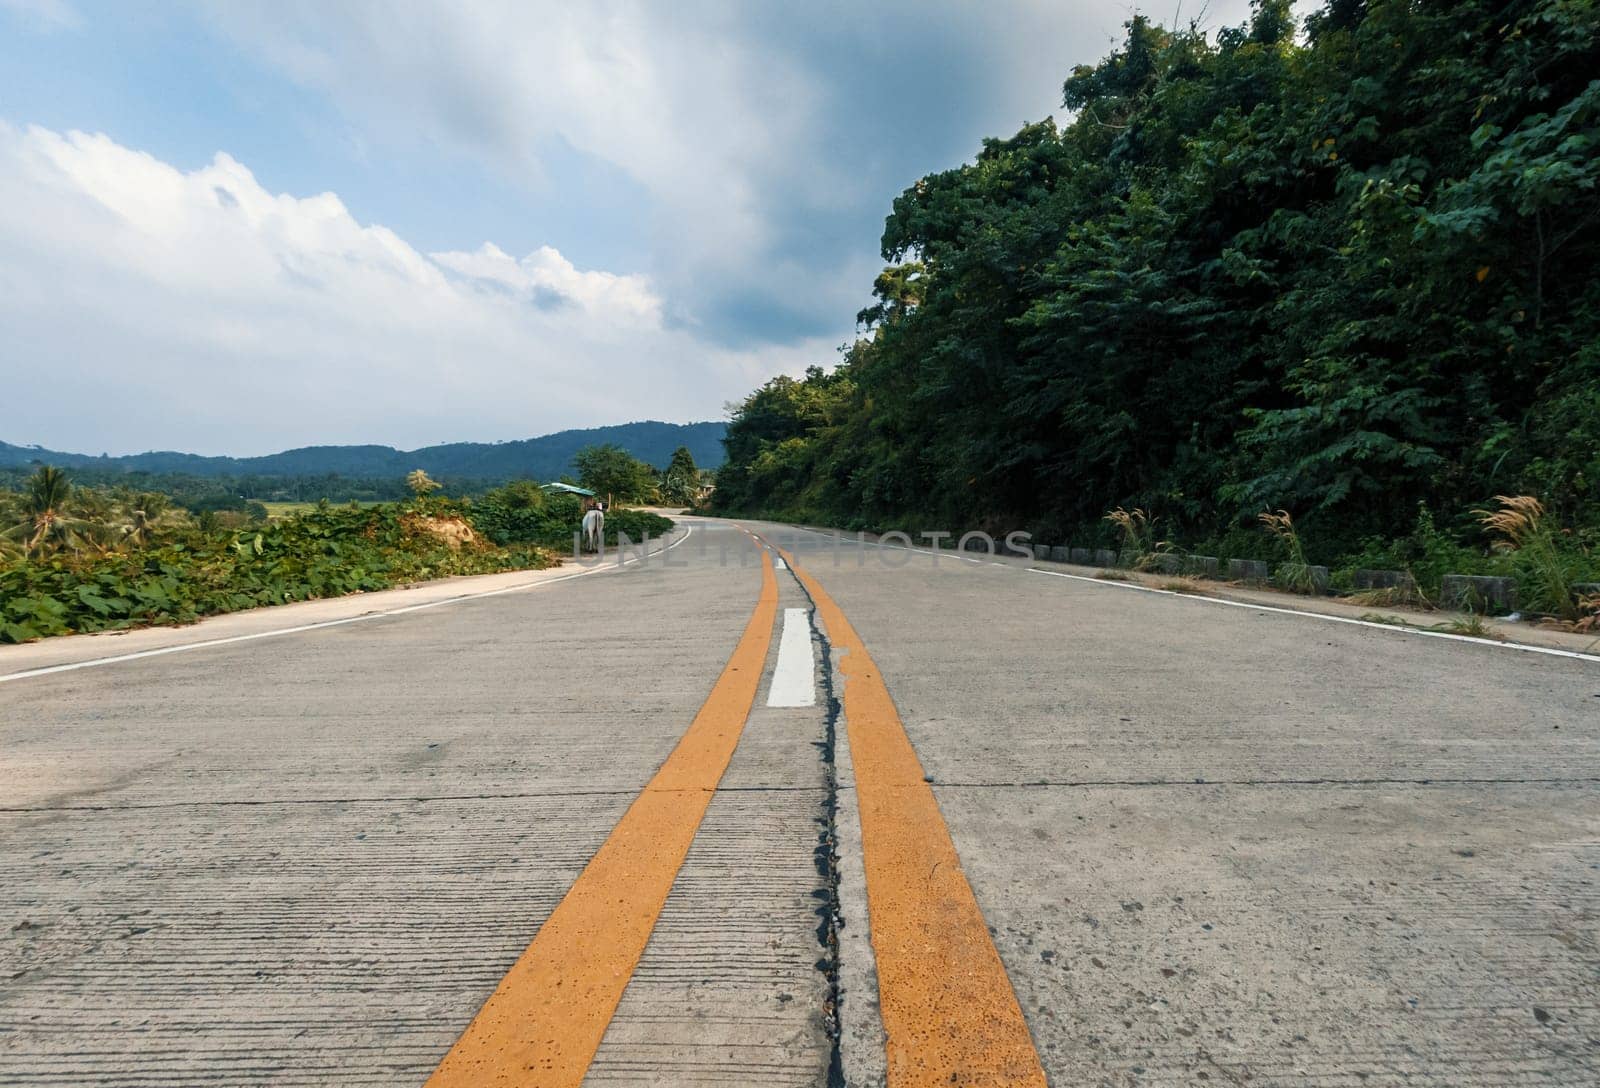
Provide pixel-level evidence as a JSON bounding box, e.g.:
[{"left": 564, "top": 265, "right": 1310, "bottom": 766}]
[
  {"left": 426, "top": 551, "right": 779, "bottom": 1087},
  {"left": 770, "top": 540, "right": 1048, "bottom": 1087}
]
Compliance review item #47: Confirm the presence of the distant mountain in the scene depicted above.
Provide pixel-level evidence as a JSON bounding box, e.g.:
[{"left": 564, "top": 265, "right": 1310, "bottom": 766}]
[{"left": 0, "top": 420, "right": 727, "bottom": 482}]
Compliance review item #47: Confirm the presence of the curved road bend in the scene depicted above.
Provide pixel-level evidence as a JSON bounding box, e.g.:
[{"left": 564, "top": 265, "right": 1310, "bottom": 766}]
[{"left": 1, "top": 517, "right": 1596, "bottom": 1085}]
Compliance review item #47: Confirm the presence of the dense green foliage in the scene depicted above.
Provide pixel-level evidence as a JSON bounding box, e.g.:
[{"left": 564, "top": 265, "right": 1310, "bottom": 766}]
[
  {"left": 0, "top": 420, "right": 725, "bottom": 482},
  {"left": 713, "top": 0, "right": 1600, "bottom": 577},
  {"left": 574, "top": 444, "right": 661, "bottom": 503},
  {"left": 468, "top": 481, "right": 673, "bottom": 546},
  {"left": 0, "top": 464, "right": 677, "bottom": 643},
  {"left": 0, "top": 497, "right": 556, "bottom": 643},
  {"left": 659, "top": 445, "right": 704, "bottom": 506}
]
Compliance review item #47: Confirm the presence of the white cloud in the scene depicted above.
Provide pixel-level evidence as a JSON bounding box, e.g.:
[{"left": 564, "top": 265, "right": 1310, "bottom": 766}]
[
  {"left": 192, "top": 1, "right": 1268, "bottom": 346},
  {"left": 200, "top": 2, "right": 824, "bottom": 288},
  {"left": 431, "top": 243, "right": 661, "bottom": 326},
  {"left": 0, "top": 121, "right": 823, "bottom": 454}
]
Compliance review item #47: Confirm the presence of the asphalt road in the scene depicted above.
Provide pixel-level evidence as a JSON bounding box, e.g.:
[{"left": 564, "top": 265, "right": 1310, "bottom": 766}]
[{"left": 2, "top": 517, "right": 1596, "bottom": 1086}]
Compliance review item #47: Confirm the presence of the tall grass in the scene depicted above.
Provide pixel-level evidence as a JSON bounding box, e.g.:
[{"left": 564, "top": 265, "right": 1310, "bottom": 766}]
[
  {"left": 1259, "top": 509, "right": 1319, "bottom": 594},
  {"left": 1104, "top": 506, "right": 1170, "bottom": 570},
  {"left": 1574, "top": 591, "right": 1600, "bottom": 634},
  {"left": 1475, "top": 495, "right": 1581, "bottom": 619}
]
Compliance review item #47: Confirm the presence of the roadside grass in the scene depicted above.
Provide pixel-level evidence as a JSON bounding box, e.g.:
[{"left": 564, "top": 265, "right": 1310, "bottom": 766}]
[
  {"left": 1158, "top": 578, "right": 1208, "bottom": 595},
  {"left": 1105, "top": 506, "right": 1172, "bottom": 570},
  {"left": 1358, "top": 612, "right": 1412, "bottom": 627},
  {"left": 1094, "top": 570, "right": 1131, "bottom": 582},
  {"left": 1259, "top": 510, "right": 1320, "bottom": 595},
  {"left": 1476, "top": 495, "right": 1586, "bottom": 620},
  {"left": 1432, "top": 613, "right": 1503, "bottom": 640},
  {"left": 1347, "top": 585, "right": 1433, "bottom": 610}
]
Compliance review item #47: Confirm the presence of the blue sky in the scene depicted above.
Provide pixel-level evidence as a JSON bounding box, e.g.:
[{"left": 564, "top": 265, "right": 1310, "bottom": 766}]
[{"left": 0, "top": 0, "right": 1259, "bottom": 455}]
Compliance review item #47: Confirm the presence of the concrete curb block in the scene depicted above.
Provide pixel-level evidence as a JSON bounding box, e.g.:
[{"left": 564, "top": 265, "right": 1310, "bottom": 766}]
[
  {"left": 1274, "top": 563, "right": 1331, "bottom": 594},
  {"left": 1228, "top": 558, "right": 1271, "bottom": 584},
  {"left": 1440, "top": 574, "right": 1517, "bottom": 613},
  {"left": 1148, "top": 554, "right": 1182, "bottom": 575},
  {"left": 1353, "top": 569, "right": 1419, "bottom": 591}
]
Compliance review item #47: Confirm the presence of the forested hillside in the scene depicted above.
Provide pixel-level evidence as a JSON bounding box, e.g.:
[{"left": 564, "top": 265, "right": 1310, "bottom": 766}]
[
  {"left": 712, "top": 0, "right": 1599, "bottom": 564},
  {"left": 1, "top": 420, "right": 725, "bottom": 482}
]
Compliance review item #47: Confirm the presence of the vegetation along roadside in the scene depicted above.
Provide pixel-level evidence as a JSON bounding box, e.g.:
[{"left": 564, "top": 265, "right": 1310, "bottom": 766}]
[
  {"left": 708, "top": 0, "right": 1599, "bottom": 626},
  {"left": 0, "top": 461, "right": 675, "bottom": 644}
]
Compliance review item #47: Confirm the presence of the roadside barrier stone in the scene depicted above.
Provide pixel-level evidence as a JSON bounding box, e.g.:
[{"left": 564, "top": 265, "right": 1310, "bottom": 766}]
[
  {"left": 1439, "top": 574, "right": 1517, "bottom": 613},
  {"left": 1353, "top": 569, "right": 1418, "bottom": 591},
  {"left": 1228, "top": 558, "right": 1270, "bottom": 584}
]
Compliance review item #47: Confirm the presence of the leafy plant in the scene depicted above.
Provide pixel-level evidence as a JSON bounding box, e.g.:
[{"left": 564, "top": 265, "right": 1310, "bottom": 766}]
[{"left": 0, "top": 500, "right": 560, "bottom": 643}]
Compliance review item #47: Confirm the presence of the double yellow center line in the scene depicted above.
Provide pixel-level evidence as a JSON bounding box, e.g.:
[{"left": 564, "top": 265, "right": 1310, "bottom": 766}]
[
  {"left": 427, "top": 536, "right": 1046, "bottom": 1085},
  {"left": 774, "top": 541, "right": 1047, "bottom": 1087},
  {"left": 426, "top": 553, "right": 779, "bottom": 1085}
]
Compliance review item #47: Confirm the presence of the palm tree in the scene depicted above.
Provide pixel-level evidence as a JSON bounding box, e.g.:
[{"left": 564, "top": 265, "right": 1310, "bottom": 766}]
[
  {"left": 121, "top": 491, "right": 174, "bottom": 549},
  {"left": 1, "top": 466, "right": 97, "bottom": 557}
]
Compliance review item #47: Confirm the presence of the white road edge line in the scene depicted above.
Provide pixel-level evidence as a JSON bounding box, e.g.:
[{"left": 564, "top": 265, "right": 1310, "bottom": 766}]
[
  {"left": 1025, "top": 566, "right": 1600, "bottom": 664},
  {"left": 0, "top": 524, "right": 695, "bottom": 684},
  {"left": 765, "top": 607, "right": 817, "bottom": 707},
  {"left": 771, "top": 522, "right": 1600, "bottom": 665}
]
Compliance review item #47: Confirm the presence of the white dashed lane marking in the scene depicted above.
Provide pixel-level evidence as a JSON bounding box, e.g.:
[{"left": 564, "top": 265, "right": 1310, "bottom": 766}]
[{"left": 765, "top": 607, "right": 817, "bottom": 707}]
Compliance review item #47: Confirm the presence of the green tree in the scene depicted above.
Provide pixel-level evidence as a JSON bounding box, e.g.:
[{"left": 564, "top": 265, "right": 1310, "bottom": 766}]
[
  {"left": 573, "top": 444, "right": 657, "bottom": 504},
  {"left": 659, "top": 446, "right": 701, "bottom": 505},
  {"left": 711, "top": 0, "right": 1600, "bottom": 560},
  {"left": 2, "top": 466, "right": 100, "bottom": 557}
]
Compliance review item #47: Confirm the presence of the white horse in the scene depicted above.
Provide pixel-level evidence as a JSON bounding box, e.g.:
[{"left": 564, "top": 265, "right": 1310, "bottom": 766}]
[{"left": 580, "top": 506, "right": 604, "bottom": 552}]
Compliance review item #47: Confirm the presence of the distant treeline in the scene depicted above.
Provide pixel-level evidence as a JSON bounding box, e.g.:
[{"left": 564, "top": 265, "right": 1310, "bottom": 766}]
[
  {"left": 711, "top": 0, "right": 1600, "bottom": 563},
  {"left": 0, "top": 466, "right": 420, "bottom": 508},
  {"left": 0, "top": 419, "right": 726, "bottom": 484}
]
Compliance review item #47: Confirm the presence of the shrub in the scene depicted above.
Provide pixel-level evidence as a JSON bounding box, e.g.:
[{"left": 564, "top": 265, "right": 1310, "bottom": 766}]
[
  {"left": 468, "top": 485, "right": 673, "bottom": 548},
  {"left": 1333, "top": 504, "right": 1501, "bottom": 596},
  {"left": 0, "top": 501, "right": 555, "bottom": 643}
]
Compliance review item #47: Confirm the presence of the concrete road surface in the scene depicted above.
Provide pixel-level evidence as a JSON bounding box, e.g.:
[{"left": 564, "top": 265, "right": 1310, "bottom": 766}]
[{"left": 2, "top": 517, "right": 1596, "bottom": 1086}]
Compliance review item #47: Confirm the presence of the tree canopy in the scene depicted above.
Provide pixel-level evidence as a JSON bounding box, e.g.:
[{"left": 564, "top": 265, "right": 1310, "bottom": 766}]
[
  {"left": 712, "top": 0, "right": 1600, "bottom": 560},
  {"left": 574, "top": 443, "right": 659, "bottom": 503}
]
